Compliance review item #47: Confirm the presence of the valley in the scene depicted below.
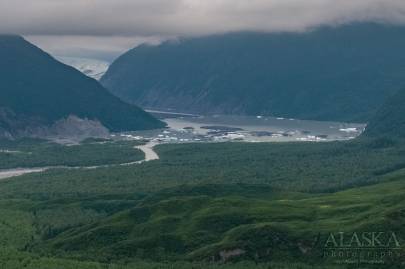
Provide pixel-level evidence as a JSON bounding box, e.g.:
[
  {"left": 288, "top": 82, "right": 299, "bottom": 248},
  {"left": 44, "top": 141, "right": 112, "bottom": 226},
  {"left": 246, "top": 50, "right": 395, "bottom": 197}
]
[
  {"left": 0, "top": 112, "right": 364, "bottom": 180},
  {"left": 1, "top": 19, "right": 405, "bottom": 269},
  {"left": 0, "top": 84, "right": 403, "bottom": 267}
]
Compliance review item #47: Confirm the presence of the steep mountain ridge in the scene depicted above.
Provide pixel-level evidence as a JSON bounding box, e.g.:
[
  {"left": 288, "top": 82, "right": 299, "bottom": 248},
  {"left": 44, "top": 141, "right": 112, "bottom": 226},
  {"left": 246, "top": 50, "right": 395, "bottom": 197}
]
[
  {"left": 0, "top": 35, "right": 164, "bottom": 138},
  {"left": 101, "top": 23, "right": 405, "bottom": 122},
  {"left": 364, "top": 86, "right": 405, "bottom": 137}
]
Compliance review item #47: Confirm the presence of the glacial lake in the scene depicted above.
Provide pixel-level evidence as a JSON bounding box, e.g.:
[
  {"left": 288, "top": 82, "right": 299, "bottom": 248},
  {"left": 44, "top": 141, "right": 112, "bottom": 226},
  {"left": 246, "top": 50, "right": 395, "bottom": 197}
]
[{"left": 116, "top": 112, "right": 366, "bottom": 143}]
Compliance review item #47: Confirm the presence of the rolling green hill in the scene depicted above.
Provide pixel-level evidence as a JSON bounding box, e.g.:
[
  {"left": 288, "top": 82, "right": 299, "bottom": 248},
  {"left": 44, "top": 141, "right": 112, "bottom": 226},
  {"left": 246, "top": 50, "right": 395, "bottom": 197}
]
[
  {"left": 0, "top": 35, "right": 164, "bottom": 136},
  {"left": 26, "top": 173, "right": 405, "bottom": 265},
  {"left": 101, "top": 23, "right": 405, "bottom": 122}
]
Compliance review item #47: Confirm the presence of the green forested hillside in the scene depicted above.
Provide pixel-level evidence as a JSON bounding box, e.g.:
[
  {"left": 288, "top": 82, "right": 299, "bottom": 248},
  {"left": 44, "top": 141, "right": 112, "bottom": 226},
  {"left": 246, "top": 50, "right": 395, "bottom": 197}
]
[
  {"left": 37, "top": 177, "right": 405, "bottom": 264},
  {"left": 101, "top": 23, "right": 405, "bottom": 122},
  {"left": 364, "top": 86, "right": 405, "bottom": 137},
  {"left": 0, "top": 138, "right": 404, "bottom": 268},
  {"left": 0, "top": 138, "right": 405, "bottom": 268},
  {"left": 0, "top": 150, "right": 404, "bottom": 267},
  {"left": 0, "top": 35, "right": 164, "bottom": 133}
]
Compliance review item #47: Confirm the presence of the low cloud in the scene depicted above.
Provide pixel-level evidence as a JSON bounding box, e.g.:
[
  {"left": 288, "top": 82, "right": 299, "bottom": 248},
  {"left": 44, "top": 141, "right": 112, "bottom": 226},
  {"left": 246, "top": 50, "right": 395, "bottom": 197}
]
[
  {"left": 2, "top": 0, "right": 405, "bottom": 36},
  {"left": 2, "top": 0, "right": 405, "bottom": 56}
]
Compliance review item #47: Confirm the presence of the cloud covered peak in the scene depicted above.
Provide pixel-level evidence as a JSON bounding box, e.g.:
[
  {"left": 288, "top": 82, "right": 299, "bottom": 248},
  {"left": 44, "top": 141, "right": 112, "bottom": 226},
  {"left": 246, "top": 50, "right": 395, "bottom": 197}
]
[{"left": 1, "top": 0, "right": 405, "bottom": 36}]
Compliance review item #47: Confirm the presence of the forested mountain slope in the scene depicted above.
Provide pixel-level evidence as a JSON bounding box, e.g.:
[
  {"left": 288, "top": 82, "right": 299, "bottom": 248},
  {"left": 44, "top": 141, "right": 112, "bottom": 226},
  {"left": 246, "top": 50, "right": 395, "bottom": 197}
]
[
  {"left": 102, "top": 23, "right": 405, "bottom": 122},
  {"left": 0, "top": 35, "right": 164, "bottom": 138},
  {"left": 364, "top": 86, "right": 405, "bottom": 137}
]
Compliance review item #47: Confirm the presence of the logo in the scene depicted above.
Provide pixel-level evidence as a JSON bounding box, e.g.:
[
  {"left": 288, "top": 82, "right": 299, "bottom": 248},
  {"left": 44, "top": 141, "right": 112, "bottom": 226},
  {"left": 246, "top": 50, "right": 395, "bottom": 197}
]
[{"left": 322, "top": 232, "right": 402, "bottom": 264}]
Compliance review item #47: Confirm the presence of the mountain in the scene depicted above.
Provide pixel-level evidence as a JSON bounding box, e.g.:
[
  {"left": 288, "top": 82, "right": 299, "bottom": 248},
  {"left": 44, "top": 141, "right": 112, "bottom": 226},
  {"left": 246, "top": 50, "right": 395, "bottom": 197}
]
[
  {"left": 0, "top": 35, "right": 164, "bottom": 138},
  {"left": 101, "top": 23, "right": 405, "bottom": 122},
  {"left": 363, "top": 86, "right": 405, "bottom": 138}
]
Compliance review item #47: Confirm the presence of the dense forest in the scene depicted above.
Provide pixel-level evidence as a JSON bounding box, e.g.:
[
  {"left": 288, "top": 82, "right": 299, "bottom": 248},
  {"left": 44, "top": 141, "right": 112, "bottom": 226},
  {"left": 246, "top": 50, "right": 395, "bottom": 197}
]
[
  {"left": 0, "top": 135, "right": 404, "bottom": 268},
  {"left": 0, "top": 139, "right": 144, "bottom": 169},
  {"left": 364, "top": 86, "right": 405, "bottom": 137}
]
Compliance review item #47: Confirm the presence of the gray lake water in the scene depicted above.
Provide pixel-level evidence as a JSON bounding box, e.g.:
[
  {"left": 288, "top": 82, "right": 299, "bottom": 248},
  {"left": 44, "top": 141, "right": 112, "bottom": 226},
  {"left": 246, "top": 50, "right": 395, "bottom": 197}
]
[{"left": 117, "top": 112, "right": 366, "bottom": 143}]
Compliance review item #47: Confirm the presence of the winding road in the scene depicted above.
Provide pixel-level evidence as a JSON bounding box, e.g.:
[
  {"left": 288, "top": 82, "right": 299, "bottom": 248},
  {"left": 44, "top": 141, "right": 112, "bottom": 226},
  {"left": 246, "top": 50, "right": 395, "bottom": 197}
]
[{"left": 0, "top": 141, "right": 159, "bottom": 180}]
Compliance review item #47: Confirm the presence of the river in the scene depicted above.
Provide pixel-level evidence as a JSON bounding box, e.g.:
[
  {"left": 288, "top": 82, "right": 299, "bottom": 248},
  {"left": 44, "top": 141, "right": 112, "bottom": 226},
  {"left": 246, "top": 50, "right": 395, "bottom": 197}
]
[{"left": 0, "top": 141, "right": 159, "bottom": 180}]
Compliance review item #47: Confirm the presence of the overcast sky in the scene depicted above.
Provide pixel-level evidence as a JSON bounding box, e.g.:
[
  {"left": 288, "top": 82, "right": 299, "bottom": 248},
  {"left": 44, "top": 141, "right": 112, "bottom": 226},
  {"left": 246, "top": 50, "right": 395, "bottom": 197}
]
[{"left": 1, "top": 0, "right": 405, "bottom": 60}]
